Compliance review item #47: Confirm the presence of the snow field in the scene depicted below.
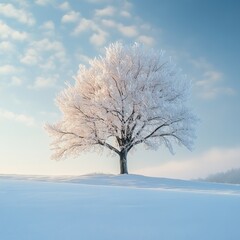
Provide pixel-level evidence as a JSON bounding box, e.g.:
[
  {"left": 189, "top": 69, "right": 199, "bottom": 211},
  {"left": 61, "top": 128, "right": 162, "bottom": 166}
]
[{"left": 0, "top": 174, "right": 240, "bottom": 240}]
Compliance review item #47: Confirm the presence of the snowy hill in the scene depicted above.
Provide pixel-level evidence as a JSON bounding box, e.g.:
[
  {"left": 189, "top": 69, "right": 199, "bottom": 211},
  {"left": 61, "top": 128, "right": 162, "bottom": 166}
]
[
  {"left": 204, "top": 168, "right": 240, "bottom": 184},
  {"left": 1, "top": 174, "right": 240, "bottom": 240}
]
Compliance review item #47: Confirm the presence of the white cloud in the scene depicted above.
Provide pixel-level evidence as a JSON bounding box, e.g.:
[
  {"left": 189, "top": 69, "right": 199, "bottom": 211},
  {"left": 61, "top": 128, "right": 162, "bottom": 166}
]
[
  {"left": 73, "top": 18, "right": 94, "bottom": 34},
  {"left": 140, "top": 23, "right": 151, "bottom": 30},
  {"left": 90, "top": 30, "right": 108, "bottom": 46},
  {"left": 137, "top": 35, "right": 155, "bottom": 46},
  {"left": 195, "top": 70, "right": 223, "bottom": 99},
  {"left": 0, "top": 3, "right": 35, "bottom": 26},
  {"left": 21, "top": 38, "right": 66, "bottom": 66},
  {"left": 202, "top": 70, "right": 222, "bottom": 83},
  {"left": 14, "top": 0, "right": 30, "bottom": 8},
  {"left": 192, "top": 58, "right": 235, "bottom": 99},
  {"left": 0, "top": 21, "right": 28, "bottom": 41},
  {"left": 34, "top": 38, "right": 65, "bottom": 52},
  {"left": 10, "top": 76, "right": 23, "bottom": 86},
  {"left": 61, "top": 11, "right": 80, "bottom": 23},
  {"left": 59, "top": 1, "right": 71, "bottom": 11},
  {"left": 0, "top": 41, "right": 15, "bottom": 52},
  {"left": 20, "top": 48, "right": 39, "bottom": 65},
  {"left": 118, "top": 24, "right": 138, "bottom": 37},
  {"left": 39, "top": 58, "right": 56, "bottom": 71},
  {"left": 35, "top": 0, "right": 52, "bottom": 6},
  {"left": 95, "top": 6, "right": 115, "bottom": 17},
  {"left": 40, "top": 21, "right": 55, "bottom": 30},
  {"left": 0, "top": 64, "right": 18, "bottom": 74},
  {"left": 0, "top": 108, "right": 35, "bottom": 127},
  {"left": 101, "top": 19, "right": 117, "bottom": 28},
  {"left": 35, "top": 39, "right": 67, "bottom": 63},
  {"left": 120, "top": 10, "right": 131, "bottom": 18},
  {"left": 73, "top": 18, "right": 108, "bottom": 46},
  {"left": 86, "top": 0, "right": 111, "bottom": 3},
  {"left": 30, "top": 76, "right": 57, "bottom": 89},
  {"left": 200, "top": 86, "right": 235, "bottom": 99},
  {"left": 122, "top": 0, "right": 133, "bottom": 11},
  {"left": 75, "top": 52, "right": 91, "bottom": 64},
  {"left": 191, "top": 58, "right": 211, "bottom": 70},
  {"left": 136, "top": 146, "right": 240, "bottom": 180},
  {"left": 101, "top": 20, "right": 139, "bottom": 38}
]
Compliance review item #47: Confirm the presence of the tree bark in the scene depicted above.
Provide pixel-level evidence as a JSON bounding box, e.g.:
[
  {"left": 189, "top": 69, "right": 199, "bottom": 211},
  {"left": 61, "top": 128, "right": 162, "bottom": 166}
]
[{"left": 119, "top": 150, "right": 128, "bottom": 174}]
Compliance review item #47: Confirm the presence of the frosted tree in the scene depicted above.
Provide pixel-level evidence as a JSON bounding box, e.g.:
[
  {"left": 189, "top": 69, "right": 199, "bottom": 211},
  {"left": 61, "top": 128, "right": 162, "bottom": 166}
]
[{"left": 45, "top": 42, "right": 197, "bottom": 174}]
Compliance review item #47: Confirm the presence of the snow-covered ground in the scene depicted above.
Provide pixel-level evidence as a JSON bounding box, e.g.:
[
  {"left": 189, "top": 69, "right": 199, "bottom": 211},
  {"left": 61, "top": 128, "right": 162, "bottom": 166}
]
[{"left": 1, "top": 174, "right": 240, "bottom": 240}]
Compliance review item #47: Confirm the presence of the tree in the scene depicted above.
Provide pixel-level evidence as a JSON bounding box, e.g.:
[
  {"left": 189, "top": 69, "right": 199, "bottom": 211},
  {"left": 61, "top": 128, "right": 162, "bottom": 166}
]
[{"left": 45, "top": 42, "right": 197, "bottom": 174}]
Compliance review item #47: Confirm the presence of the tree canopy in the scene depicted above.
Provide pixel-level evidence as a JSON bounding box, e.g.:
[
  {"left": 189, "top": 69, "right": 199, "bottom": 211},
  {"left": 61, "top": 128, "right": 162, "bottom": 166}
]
[{"left": 45, "top": 42, "right": 197, "bottom": 174}]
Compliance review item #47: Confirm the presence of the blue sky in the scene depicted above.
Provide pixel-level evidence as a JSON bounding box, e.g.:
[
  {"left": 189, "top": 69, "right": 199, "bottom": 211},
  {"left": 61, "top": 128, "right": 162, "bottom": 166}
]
[{"left": 0, "top": 0, "right": 239, "bottom": 179}]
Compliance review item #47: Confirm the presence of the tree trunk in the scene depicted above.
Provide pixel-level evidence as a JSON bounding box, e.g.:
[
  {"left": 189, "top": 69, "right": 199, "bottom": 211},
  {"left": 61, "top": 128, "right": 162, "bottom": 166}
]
[{"left": 119, "top": 150, "right": 128, "bottom": 174}]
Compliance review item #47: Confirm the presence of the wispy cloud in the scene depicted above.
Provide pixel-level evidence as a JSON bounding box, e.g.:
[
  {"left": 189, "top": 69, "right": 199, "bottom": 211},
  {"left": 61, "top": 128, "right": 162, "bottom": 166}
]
[
  {"left": 62, "top": 1, "right": 155, "bottom": 47},
  {"left": 20, "top": 38, "right": 67, "bottom": 67},
  {"left": 117, "top": 24, "right": 138, "bottom": 37},
  {"left": 39, "top": 59, "right": 57, "bottom": 71},
  {"left": 61, "top": 10, "right": 80, "bottom": 23},
  {"left": 75, "top": 52, "right": 91, "bottom": 64},
  {"left": 101, "top": 19, "right": 117, "bottom": 28},
  {"left": 120, "top": 10, "right": 131, "bottom": 18},
  {"left": 0, "top": 108, "right": 36, "bottom": 127},
  {"left": 137, "top": 35, "right": 155, "bottom": 46},
  {"left": 34, "top": 38, "right": 65, "bottom": 52},
  {"left": 73, "top": 18, "right": 94, "bottom": 34},
  {"left": 90, "top": 30, "right": 108, "bottom": 46},
  {"left": 58, "top": 1, "right": 71, "bottom": 11},
  {"left": 40, "top": 21, "right": 55, "bottom": 30},
  {"left": 39, "top": 21, "right": 56, "bottom": 37},
  {"left": 191, "top": 58, "right": 235, "bottom": 99},
  {"left": 35, "top": 0, "right": 52, "bottom": 6},
  {"left": 0, "top": 20, "right": 28, "bottom": 41},
  {"left": 14, "top": 0, "right": 30, "bottom": 8},
  {"left": 122, "top": 0, "right": 132, "bottom": 10},
  {"left": 10, "top": 76, "right": 23, "bottom": 86},
  {"left": 0, "top": 41, "right": 15, "bottom": 52},
  {"left": 0, "top": 3, "right": 35, "bottom": 26},
  {"left": 101, "top": 20, "right": 139, "bottom": 38},
  {"left": 29, "top": 75, "right": 58, "bottom": 89},
  {"left": 20, "top": 48, "right": 39, "bottom": 65},
  {"left": 73, "top": 18, "right": 108, "bottom": 46},
  {"left": 0, "top": 64, "right": 18, "bottom": 74},
  {"left": 95, "top": 6, "right": 115, "bottom": 17},
  {"left": 136, "top": 146, "right": 240, "bottom": 179},
  {"left": 85, "top": 0, "right": 112, "bottom": 3}
]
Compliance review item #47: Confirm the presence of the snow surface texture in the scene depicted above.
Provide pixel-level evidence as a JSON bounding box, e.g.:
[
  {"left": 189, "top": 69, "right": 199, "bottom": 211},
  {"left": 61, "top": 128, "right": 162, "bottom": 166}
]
[{"left": 1, "top": 174, "right": 240, "bottom": 240}]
